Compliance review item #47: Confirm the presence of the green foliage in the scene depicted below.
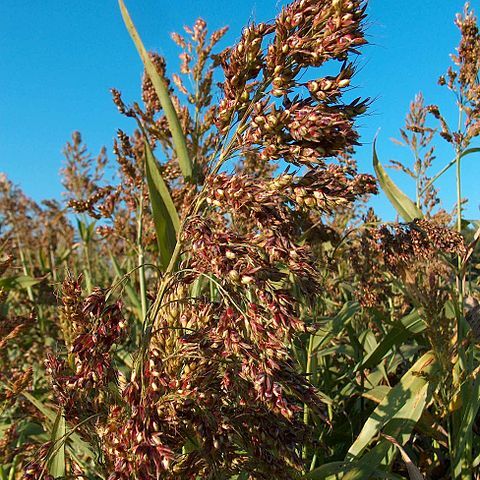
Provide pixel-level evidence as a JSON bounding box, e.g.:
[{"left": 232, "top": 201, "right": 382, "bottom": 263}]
[
  {"left": 118, "top": 0, "right": 194, "bottom": 182},
  {"left": 373, "top": 139, "right": 423, "bottom": 222},
  {"left": 144, "top": 140, "right": 180, "bottom": 269}
]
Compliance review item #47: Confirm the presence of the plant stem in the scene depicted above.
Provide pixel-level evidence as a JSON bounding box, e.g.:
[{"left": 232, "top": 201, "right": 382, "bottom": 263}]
[
  {"left": 137, "top": 192, "right": 148, "bottom": 322},
  {"left": 16, "top": 237, "right": 34, "bottom": 303},
  {"left": 302, "top": 334, "right": 315, "bottom": 460},
  {"left": 83, "top": 240, "right": 93, "bottom": 293}
]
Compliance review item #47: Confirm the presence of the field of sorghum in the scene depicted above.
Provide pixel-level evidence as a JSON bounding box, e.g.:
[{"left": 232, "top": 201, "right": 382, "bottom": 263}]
[{"left": 1, "top": 0, "right": 480, "bottom": 478}]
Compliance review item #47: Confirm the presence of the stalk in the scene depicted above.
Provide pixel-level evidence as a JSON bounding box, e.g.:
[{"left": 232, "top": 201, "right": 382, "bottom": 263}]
[
  {"left": 83, "top": 240, "right": 93, "bottom": 293},
  {"left": 413, "top": 139, "right": 421, "bottom": 210},
  {"left": 452, "top": 103, "right": 475, "bottom": 480},
  {"left": 49, "top": 246, "right": 58, "bottom": 283},
  {"left": 16, "top": 237, "right": 34, "bottom": 303},
  {"left": 455, "top": 141, "right": 464, "bottom": 324},
  {"left": 302, "top": 334, "right": 315, "bottom": 461},
  {"left": 137, "top": 190, "right": 148, "bottom": 322},
  {"left": 303, "top": 334, "right": 315, "bottom": 425}
]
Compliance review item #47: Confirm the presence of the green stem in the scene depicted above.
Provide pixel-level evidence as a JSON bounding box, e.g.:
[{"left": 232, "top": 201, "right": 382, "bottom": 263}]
[
  {"left": 16, "top": 238, "right": 34, "bottom": 303},
  {"left": 49, "top": 246, "right": 58, "bottom": 283},
  {"left": 456, "top": 149, "right": 462, "bottom": 236},
  {"left": 451, "top": 102, "right": 474, "bottom": 480},
  {"left": 302, "top": 334, "right": 315, "bottom": 460},
  {"left": 83, "top": 240, "right": 93, "bottom": 292},
  {"left": 456, "top": 146, "right": 464, "bottom": 314},
  {"left": 137, "top": 193, "right": 148, "bottom": 323}
]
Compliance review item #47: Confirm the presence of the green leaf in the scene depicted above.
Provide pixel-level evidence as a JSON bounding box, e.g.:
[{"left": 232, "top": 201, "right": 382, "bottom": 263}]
[
  {"left": 462, "top": 218, "right": 480, "bottom": 230},
  {"left": 118, "top": 0, "right": 194, "bottom": 182},
  {"left": 421, "top": 147, "right": 480, "bottom": 196},
  {"left": 311, "top": 301, "right": 360, "bottom": 352},
  {"left": 452, "top": 376, "right": 480, "bottom": 477},
  {"left": 305, "top": 445, "right": 404, "bottom": 479},
  {"left": 358, "top": 310, "right": 426, "bottom": 370},
  {"left": 373, "top": 139, "right": 423, "bottom": 222},
  {"left": 359, "top": 330, "right": 389, "bottom": 383},
  {"left": 48, "top": 410, "right": 66, "bottom": 478},
  {"left": 461, "top": 147, "right": 480, "bottom": 159},
  {"left": 77, "top": 219, "right": 86, "bottom": 241},
  {"left": 144, "top": 141, "right": 180, "bottom": 269},
  {"left": 347, "top": 351, "right": 436, "bottom": 460},
  {"left": 0, "top": 275, "right": 40, "bottom": 291},
  {"left": 363, "top": 386, "right": 449, "bottom": 447},
  {"left": 22, "top": 392, "right": 95, "bottom": 460},
  {"left": 343, "top": 441, "right": 397, "bottom": 480},
  {"left": 58, "top": 245, "right": 78, "bottom": 264}
]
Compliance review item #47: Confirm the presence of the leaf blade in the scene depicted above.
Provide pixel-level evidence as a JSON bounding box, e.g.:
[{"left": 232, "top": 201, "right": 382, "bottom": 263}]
[
  {"left": 48, "top": 410, "right": 66, "bottom": 478},
  {"left": 347, "top": 351, "right": 436, "bottom": 459},
  {"left": 144, "top": 141, "right": 180, "bottom": 269},
  {"left": 118, "top": 0, "right": 194, "bottom": 182},
  {"left": 358, "top": 310, "right": 426, "bottom": 370},
  {"left": 373, "top": 139, "right": 423, "bottom": 222}
]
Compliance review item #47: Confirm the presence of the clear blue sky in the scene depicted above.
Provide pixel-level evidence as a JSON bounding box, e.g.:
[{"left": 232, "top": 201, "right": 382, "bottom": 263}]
[{"left": 0, "top": 0, "right": 478, "bottom": 219}]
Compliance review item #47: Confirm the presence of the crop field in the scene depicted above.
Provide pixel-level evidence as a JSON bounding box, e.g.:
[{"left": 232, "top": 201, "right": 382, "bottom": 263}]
[{"left": 1, "top": 0, "right": 480, "bottom": 478}]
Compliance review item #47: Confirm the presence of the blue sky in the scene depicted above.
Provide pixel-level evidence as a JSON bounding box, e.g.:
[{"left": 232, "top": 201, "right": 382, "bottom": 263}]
[{"left": 0, "top": 0, "right": 478, "bottom": 219}]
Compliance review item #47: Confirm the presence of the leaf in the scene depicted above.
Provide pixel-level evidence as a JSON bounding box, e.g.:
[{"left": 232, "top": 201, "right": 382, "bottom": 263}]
[
  {"left": 452, "top": 376, "right": 480, "bottom": 476},
  {"left": 118, "top": 0, "right": 194, "bottom": 182},
  {"left": 58, "top": 245, "right": 78, "bottom": 264},
  {"left": 76, "top": 219, "right": 96, "bottom": 243},
  {"left": 0, "top": 275, "right": 40, "bottom": 291},
  {"left": 358, "top": 310, "right": 426, "bottom": 370},
  {"left": 461, "top": 147, "right": 480, "bottom": 159},
  {"left": 363, "top": 385, "right": 448, "bottom": 447},
  {"left": 373, "top": 139, "right": 423, "bottom": 222},
  {"left": 358, "top": 330, "right": 389, "bottom": 383},
  {"left": 382, "top": 434, "right": 424, "bottom": 480},
  {"left": 461, "top": 218, "right": 480, "bottom": 230},
  {"left": 311, "top": 301, "right": 360, "bottom": 352},
  {"left": 421, "top": 147, "right": 480, "bottom": 196},
  {"left": 305, "top": 443, "right": 403, "bottom": 479},
  {"left": 343, "top": 441, "right": 394, "bottom": 480},
  {"left": 347, "top": 351, "right": 436, "bottom": 459},
  {"left": 48, "top": 409, "right": 66, "bottom": 478},
  {"left": 304, "top": 462, "right": 347, "bottom": 479},
  {"left": 144, "top": 141, "right": 180, "bottom": 269},
  {"left": 77, "top": 219, "right": 86, "bottom": 241},
  {"left": 22, "top": 392, "right": 95, "bottom": 460}
]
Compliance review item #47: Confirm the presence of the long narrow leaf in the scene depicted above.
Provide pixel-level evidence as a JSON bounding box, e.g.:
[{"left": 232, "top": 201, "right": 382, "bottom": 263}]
[
  {"left": 452, "top": 376, "right": 480, "bottom": 476},
  {"left": 312, "top": 301, "right": 360, "bottom": 352},
  {"left": 382, "top": 434, "right": 424, "bottom": 480},
  {"left": 144, "top": 141, "right": 180, "bottom": 269},
  {"left": 373, "top": 139, "right": 422, "bottom": 222},
  {"left": 48, "top": 410, "right": 66, "bottom": 478},
  {"left": 347, "top": 351, "right": 436, "bottom": 459},
  {"left": 306, "top": 442, "right": 401, "bottom": 480},
  {"left": 22, "top": 392, "right": 95, "bottom": 459},
  {"left": 358, "top": 310, "right": 426, "bottom": 370},
  {"left": 118, "top": 0, "right": 194, "bottom": 182},
  {"left": 363, "top": 386, "right": 448, "bottom": 447},
  {"left": 420, "top": 147, "right": 480, "bottom": 196}
]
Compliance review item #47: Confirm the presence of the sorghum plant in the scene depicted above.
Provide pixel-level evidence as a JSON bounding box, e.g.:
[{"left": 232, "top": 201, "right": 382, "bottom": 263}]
[
  {"left": 38, "top": 0, "right": 377, "bottom": 478},
  {"left": 2, "top": 1, "right": 480, "bottom": 480}
]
